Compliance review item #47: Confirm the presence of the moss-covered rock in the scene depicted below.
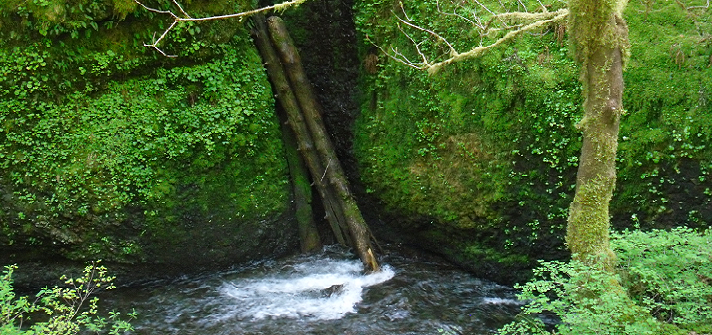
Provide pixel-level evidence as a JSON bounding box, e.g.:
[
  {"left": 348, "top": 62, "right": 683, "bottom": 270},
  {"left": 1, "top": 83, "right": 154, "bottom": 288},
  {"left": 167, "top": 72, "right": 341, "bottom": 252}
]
[
  {"left": 354, "top": 0, "right": 711, "bottom": 283},
  {"left": 0, "top": 0, "right": 297, "bottom": 269}
]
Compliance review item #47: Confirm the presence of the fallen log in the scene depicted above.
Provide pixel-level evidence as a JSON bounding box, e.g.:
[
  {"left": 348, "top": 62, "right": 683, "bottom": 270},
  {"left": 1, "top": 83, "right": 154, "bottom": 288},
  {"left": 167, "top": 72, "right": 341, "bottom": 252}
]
[
  {"left": 251, "top": 15, "right": 351, "bottom": 249},
  {"left": 266, "top": 16, "right": 380, "bottom": 272},
  {"left": 279, "top": 104, "right": 322, "bottom": 253}
]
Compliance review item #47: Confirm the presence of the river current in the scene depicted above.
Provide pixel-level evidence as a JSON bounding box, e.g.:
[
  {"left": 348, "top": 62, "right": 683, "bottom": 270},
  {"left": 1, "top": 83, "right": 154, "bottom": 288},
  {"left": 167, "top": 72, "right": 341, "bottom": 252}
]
[{"left": 106, "top": 245, "right": 522, "bottom": 334}]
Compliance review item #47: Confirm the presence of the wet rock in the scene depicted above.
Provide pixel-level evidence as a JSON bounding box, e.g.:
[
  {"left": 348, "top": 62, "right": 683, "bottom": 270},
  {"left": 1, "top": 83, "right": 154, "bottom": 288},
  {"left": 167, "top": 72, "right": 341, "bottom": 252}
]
[{"left": 322, "top": 284, "right": 345, "bottom": 297}]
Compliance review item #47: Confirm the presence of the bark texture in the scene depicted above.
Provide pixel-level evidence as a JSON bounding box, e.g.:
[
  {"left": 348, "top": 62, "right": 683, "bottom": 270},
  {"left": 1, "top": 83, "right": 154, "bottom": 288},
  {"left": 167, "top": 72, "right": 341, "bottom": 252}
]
[
  {"left": 251, "top": 15, "right": 348, "bottom": 246},
  {"left": 252, "top": 15, "right": 380, "bottom": 272},
  {"left": 279, "top": 109, "right": 322, "bottom": 253},
  {"left": 566, "top": 0, "right": 630, "bottom": 267}
]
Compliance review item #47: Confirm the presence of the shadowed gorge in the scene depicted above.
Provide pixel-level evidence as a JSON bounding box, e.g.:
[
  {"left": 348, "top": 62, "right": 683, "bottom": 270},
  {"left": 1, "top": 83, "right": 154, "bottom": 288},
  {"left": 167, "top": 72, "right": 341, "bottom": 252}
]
[{"left": 1, "top": 0, "right": 711, "bottom": 333}]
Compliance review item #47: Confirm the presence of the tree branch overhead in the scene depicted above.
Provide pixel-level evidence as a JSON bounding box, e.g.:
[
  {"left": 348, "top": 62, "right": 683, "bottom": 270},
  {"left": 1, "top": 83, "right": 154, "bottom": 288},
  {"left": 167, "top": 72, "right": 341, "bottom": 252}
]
[
  {"left": 376, "top": 0, "right": 568, "bottom": 74},
  {"left": 134, "top": 0, "right": 308, "bottom": 56}
]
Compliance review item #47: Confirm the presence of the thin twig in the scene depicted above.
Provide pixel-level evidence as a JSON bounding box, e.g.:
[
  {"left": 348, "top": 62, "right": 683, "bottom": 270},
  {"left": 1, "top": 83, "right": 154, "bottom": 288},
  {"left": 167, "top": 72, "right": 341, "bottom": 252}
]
[
  {"left": 517, "top": 0, "right": 529, "bottom": 12},
  {"left": 395, "top": 4, "right": 458, "bottom": 57},
  {"left": 171, "top": 0, "right": 191, "bottom": 18},
  {"left": 436, "top": 0, "right": 483, "bottom": 30},
  {"left": 367, "top": 34, "right": 428, "bottom": 70},
  {"left": 687, "top": 0, "right": 709, "bottom": 9},
  {"left": 321, "top": 159, "right": 331, "bottom": 181},
  {"left": 470, "top": 0, "right": 498, "bottom": 18},
  {"left": 398, "top": 23, "right": 429, "bottom": 64},
  {"left": 135, "top": 0, "right": 307, "bottom": 56},
  {"left": 536, "top": 0, "right": 549, "bottom": 12}
]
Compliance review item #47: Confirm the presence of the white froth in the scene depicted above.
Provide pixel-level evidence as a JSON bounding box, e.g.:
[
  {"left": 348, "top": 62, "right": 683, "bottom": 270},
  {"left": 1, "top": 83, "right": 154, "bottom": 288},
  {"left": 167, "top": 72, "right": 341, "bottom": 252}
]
[
  {"left": 219, "top": 258, "right": 395, "bottom": 320},
  {"left": 482, "top": 297, "right": 525, "bottom": 305}
]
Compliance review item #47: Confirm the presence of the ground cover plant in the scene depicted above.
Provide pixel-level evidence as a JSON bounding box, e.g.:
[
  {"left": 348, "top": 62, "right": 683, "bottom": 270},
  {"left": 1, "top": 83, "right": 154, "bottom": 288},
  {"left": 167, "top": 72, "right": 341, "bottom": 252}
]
[
  {"left": 498, "top": 227, "right": 712, "bottom": 334},
  {"left": 0, "top": 261, "right": 135, "bottom": 335}
]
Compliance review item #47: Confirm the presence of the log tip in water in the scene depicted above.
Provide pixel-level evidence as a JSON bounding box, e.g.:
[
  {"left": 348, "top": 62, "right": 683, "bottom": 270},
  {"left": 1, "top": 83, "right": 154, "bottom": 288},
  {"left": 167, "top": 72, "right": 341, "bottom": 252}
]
[{"left": 365, "top": 248, "right": 380, "bottom": 273}]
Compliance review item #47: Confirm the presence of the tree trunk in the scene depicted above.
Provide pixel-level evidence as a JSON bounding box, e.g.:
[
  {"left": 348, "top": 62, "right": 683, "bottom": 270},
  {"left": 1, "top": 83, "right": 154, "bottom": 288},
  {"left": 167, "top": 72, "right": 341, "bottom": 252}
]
[
  {"left": 278, "top": 106, "right": 322, "bottom": 253},
  {"left": 266, "top": 16, "right": 379, "bottom": 272},
  {"left": 566, "top": 1, "right": 629, "bottom": 268},
  {"left": 252, "top": 15, "right": 380, "bottom": 272},
  {"left": 251, "top": 15, "right": 350, "bottom": 247}
]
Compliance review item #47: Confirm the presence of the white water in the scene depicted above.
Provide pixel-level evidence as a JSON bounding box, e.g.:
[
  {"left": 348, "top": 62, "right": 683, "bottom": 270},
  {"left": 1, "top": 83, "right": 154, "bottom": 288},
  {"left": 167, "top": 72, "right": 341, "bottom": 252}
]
[
  {"left": 481, "top": 297, "right": 526, "bottom": 305},
  {"left": 106, "top": 246, "right": 523, "bottom": 335},
  {"left": 219, "top": 258, "right": 395, "bottom": 320}
]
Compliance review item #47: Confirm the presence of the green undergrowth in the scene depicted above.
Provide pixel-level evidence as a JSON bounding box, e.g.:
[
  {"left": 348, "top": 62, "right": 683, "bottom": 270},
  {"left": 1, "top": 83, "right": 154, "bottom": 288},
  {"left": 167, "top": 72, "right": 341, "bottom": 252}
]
[
  {"left": 499, "top": 227, "right": 712, "bottom": 334},
  {"left": 1, "top": 261, "right": 136, "bottom": 335},
  {"left": 615, "top": 2, "right": 712, "bottom": 229},
  {"left": 1, "top": 0, "right": 290, "bottom": 262},
  {"left": 354, "top": 0, "right": 712, "bottom": 272},
  {"left": 354, "top": 0, "right": 581, "bottom": 266}
]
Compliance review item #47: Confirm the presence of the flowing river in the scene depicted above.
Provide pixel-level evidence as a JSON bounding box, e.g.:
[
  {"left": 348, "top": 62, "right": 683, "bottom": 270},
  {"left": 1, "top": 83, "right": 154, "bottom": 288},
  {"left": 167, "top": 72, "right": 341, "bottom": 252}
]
[{"left": 105, "top": 246, "right": 523, "bottom": 334}]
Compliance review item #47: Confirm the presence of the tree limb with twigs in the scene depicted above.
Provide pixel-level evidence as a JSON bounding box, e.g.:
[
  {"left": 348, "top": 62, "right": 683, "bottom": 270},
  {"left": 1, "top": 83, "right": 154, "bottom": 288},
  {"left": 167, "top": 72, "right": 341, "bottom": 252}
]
[
  {"left": 134, "top": 0, "right": 307, "bottom": 57},
  {"left": 373, "top": 0, "right": 568, "bottom": 74}
]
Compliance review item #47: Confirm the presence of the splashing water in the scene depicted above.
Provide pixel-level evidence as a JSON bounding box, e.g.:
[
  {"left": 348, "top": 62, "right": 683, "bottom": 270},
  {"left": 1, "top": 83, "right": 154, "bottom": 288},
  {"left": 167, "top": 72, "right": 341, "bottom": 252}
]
[
  {"left": 219, "top": 258, "right": 395, "bottom": 320},
  {"left": 104, "top": 246, "right": 522, "bottom": 335}
]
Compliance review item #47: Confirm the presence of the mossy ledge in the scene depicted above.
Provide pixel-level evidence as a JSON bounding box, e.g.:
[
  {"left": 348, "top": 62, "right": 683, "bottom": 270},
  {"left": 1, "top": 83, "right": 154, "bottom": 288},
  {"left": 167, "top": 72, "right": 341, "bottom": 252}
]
[
  {"left": 354, "top": 0, "right": 711, "bottom": 284},
  {"left": 0, "top": 0, "right": 297, "bottom": 274}
]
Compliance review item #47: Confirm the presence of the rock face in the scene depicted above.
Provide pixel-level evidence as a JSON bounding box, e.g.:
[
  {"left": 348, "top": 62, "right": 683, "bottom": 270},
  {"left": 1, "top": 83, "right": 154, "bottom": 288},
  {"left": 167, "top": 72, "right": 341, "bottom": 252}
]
[
  {"left": 0, "top": 0, "right": 299, "bottom": 281},
  {"left": 349, "top": 0, "right": 712, "bottom": 283}
]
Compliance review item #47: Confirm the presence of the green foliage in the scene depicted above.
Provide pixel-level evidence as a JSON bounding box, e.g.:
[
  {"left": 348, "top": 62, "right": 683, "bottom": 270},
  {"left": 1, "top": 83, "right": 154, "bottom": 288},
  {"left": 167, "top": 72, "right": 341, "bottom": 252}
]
[
  {"left": 0, "top": 1, "right": 290, "bottom": 261},
  {"left": 498, "top": 259, "right": 668, "bottom": 335},
  {"left": 354, "top": 0, "right": 581, "bottom": 259},
  {"left": 354, "top": 0, "right": 712, "bottom": 269},
  {"left": 498, "top": 228, "right": 712, "bottom": 334},
  {"left": 614, "top": 227, "right": 712, "bottom": 329},
  {"left": 0, "top": 0, "right": 251, "bottom": 42},
  {"left": 614, "top": 3, "right": 712, "bottom": 228},
  {"left": 0, "top": 262, "right": 136, "bottom": 335}
]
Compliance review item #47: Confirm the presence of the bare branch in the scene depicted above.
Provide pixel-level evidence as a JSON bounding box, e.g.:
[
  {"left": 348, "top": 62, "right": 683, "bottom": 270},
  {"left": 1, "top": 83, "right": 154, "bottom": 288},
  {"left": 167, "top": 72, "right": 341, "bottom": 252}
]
[
  {"left": 536, "top": 0, "right": 549, "bottom": 12},
  {"left": 395, "top": 2, "right": 458, "bottom": 57},
  {"left": 436, "top": 0, "right": 483, "bottom": 30},
  {"left": 134, "top": 0, "right": 178, "bottom": 19},
  {"left": 376, "top": 0, "right": 570, "bottom": 76},
  {"left": 171, "top": 0, "right": 191, "bottom": 18},
  {"left": 367, "top": 35, "right": 430, "bottom": 70},
  {"left": 398, "top": 23, "right": 430, "bottom": 65},
  {"left": 687, "top": 0, "right": 709, "bottom": 9},
  {"left": 427, "top": 9, "right": 568, "bottom": 74},
  {"left": 470, "top": 0, "right": 500, "bottom": 21},
  {"left": 516, "top": 0, "right": 529, "bottom": 12},
  {"left": 135, "top": 0, "right": 307, "bottom": 56},
  {"left": 144, "top": 20, "right": 179, "bottom": 57}
]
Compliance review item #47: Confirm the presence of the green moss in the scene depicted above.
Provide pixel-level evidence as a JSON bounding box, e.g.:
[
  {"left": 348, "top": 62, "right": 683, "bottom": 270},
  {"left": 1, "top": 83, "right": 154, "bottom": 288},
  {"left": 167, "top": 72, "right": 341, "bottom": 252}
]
[
  {"left": 355, "top": 0, "right": 580, "bottom": 261},
  {"left": 354, "top": 0, "right": 712, "bottom": 271},
  {"left": 0, "top": 2, "right": 291, "bottom": 262}
]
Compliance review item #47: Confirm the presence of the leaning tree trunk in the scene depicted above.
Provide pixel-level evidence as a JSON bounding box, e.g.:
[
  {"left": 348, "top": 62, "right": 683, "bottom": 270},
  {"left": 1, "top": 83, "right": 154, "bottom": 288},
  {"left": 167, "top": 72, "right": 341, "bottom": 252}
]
[
  {"left": 566, "top": 0, "right": 629, "bottom": 268},
  {"left": 279, "top": 106, "right": 322, "bottom": 253},
  {"left": 266, "top": 16, "right": 380, "bottom": 272},
  {"left": 251, "top": 15, "right": 351, "bottom": 247},
  {"left": 252, "top": 15, "right": 380, "bottom": 272}
]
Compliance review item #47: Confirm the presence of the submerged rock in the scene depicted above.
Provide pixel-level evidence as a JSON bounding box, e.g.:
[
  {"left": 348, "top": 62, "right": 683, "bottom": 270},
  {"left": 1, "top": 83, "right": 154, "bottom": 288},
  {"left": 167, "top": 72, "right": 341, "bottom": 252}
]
[{"left": 321, "top": 284, "right": 345, "bottom": 297}]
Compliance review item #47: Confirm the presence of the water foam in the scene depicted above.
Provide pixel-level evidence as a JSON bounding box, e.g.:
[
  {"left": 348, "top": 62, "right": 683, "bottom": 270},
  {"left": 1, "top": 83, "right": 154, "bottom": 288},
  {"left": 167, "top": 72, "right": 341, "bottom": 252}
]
[
  {"left": 219, "top": 258, "right": 395, "bottom": 320},
  {"left": 481, "top": 297, "right": 526, "bottom": 305}
]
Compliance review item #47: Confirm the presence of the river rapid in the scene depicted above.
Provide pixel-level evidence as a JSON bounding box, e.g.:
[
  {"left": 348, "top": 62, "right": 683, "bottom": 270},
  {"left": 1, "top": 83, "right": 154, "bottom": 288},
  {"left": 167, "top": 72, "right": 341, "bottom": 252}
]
[{"left": 105, "top": 245, "right": 523, "bottom": 334}]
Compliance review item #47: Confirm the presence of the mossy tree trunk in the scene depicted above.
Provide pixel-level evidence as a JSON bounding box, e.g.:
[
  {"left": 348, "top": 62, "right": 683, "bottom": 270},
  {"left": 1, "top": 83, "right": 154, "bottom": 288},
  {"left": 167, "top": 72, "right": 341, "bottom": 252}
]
[
  {"left": 566, "top": 0, "right": 629, "bottom": 267},
  {"left": 266, "top": 16, "right": 379, "bottom": 272},
  {"left": 279, "top": 106, "right": 322, "bottom": 253},
  {"left": 252, "top": 15, "right": 380, "bottom": 272},
  {"left": 251, "top": 15, "right": 349, "bottom": 247}
]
